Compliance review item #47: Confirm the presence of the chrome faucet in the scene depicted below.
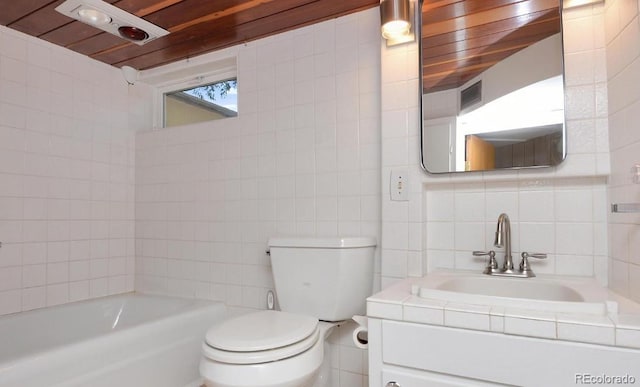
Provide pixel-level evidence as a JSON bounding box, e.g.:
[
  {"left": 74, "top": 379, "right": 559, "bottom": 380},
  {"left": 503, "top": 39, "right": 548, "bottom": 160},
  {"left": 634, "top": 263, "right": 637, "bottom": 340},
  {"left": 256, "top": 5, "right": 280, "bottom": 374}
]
[
  {"left": 473, "top": 213, "right": 547, "bottom": 278},
  {"left": 494, "top": 213, "right": 514, "bottom": 272}
]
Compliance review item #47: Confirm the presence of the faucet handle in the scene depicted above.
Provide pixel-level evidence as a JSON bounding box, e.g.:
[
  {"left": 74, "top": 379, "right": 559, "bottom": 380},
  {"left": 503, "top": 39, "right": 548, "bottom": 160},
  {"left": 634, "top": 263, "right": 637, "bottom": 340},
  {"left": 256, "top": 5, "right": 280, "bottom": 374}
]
[
  {"left": 473, "top": 250, "right": 497, "bottom": 274},
  {"left": 473, "top": 250, "right": 496, "bottom": 259},
  {"left": 522, "top": 252, "right": 547, "bottom": 259},
  {"left": 520, "top": 252, "right": 547, "bottom": 273}
]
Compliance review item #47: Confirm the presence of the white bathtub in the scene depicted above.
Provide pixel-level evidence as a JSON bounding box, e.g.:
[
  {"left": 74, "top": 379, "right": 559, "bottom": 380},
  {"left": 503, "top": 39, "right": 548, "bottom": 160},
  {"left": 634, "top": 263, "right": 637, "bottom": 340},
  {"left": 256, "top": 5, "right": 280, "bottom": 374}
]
[{"left": 0, "top": 293, "right": 226, "bottom": 387}]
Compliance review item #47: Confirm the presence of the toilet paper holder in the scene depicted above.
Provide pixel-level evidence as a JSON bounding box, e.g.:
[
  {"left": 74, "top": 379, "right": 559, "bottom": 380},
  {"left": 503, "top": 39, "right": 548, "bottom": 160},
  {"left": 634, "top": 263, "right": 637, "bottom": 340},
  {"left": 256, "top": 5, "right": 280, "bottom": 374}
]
[{"left": 352, "top": 315, "right": 368, "bottom": 349}]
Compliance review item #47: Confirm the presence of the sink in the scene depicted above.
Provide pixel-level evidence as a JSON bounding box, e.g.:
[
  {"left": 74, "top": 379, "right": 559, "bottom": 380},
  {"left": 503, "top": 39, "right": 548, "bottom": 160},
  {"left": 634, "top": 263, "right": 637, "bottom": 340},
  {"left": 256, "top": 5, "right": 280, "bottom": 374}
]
[
  {"left": 436, "top": 276, "right": 583, "bottom": 301},
  {"left": 415, "top": 272, "right": 613, "bottom": 315}
]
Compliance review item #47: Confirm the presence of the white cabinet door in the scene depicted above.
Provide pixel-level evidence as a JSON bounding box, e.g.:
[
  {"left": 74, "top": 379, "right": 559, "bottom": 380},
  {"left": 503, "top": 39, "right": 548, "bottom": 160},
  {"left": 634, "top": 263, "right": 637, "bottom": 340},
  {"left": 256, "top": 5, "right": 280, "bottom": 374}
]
[{"left": 382, "top": 320, "right": 640, "bottom": 387}]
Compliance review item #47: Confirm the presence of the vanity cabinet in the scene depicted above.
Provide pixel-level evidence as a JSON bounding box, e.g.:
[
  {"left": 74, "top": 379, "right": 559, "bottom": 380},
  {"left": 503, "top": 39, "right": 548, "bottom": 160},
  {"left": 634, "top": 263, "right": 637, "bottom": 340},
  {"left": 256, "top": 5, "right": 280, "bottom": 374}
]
[{"left": 368, "top": 318, "right": 640, "bottom": 387}]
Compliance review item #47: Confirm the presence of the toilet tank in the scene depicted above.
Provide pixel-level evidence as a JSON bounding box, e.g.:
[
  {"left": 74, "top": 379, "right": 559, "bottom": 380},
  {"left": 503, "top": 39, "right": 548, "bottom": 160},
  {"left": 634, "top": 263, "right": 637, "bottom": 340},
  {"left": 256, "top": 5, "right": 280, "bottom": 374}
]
[{"left": 267, "top": 237, "right": 376, "bottom": 322}]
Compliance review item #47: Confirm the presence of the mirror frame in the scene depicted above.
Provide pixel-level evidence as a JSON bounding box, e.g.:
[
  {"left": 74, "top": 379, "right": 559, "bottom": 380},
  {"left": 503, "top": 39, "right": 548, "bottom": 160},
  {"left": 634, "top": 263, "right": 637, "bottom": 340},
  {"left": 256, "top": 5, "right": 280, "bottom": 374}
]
[{"left": 418, "top": 0, "right": 567, "bottom": 174}]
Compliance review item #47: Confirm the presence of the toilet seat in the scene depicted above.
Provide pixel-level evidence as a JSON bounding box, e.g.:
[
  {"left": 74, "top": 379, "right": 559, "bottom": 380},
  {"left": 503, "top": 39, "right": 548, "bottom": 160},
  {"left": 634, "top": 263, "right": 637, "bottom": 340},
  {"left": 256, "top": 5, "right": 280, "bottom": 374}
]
[{"left": 203, "top": 310, "right": 320, "bottom": 365}]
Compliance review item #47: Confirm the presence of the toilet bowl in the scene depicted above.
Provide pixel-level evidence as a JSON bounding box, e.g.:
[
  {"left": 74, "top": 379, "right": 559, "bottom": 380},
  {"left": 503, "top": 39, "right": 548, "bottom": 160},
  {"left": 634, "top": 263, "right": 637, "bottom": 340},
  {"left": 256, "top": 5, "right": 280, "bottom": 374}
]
[
  {"left": 199, "top": 311, "right": 336, "bottom": 387},
  {"left": 199, "top": 236, "right": 376, "bottom": 387}
]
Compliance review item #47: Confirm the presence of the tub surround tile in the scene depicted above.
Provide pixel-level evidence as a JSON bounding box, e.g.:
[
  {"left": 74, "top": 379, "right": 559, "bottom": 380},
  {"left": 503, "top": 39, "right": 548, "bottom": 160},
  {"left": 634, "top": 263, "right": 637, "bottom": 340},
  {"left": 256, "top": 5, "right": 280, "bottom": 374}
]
[
  {"left": 135, "top": 11, "right": 382, "bottom": 344},
  {"left": 21, "top": 286, "right": 46, "bottom": 311},
  {"left": 0, "top": 289, "right": 21, "bottom": 315},
  {"left": 0, "top": 25, "right": 146, "bottom": 316}
]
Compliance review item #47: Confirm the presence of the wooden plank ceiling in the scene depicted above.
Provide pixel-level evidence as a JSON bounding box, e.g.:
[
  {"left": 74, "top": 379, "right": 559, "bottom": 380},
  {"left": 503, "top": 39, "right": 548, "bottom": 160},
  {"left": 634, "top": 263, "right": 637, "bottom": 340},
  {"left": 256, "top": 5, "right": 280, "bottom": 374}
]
[
  {"left": 0, "top": 0, "right": 378, "bottom": 71},
  {"left": 422, "top": 0, "right": 561, "bottom": 94}
]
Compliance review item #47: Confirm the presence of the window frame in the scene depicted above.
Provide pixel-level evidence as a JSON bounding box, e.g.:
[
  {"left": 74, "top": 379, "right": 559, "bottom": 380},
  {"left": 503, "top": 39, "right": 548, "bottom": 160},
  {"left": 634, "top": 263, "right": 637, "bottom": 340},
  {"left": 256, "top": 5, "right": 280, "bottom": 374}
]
[
  {"left": 163, "top": 77, "right": 238, "bottom": 127},
  {"left": 142, "top": 54, "right": 238, "bottom": 129}
]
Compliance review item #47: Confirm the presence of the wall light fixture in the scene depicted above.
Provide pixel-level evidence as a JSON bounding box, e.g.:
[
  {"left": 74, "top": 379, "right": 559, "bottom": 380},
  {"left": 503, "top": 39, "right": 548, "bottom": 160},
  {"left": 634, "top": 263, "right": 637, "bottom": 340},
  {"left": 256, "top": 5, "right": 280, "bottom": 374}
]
[{"left": 380, "top": 0, "right": 415, "bottom": 46}]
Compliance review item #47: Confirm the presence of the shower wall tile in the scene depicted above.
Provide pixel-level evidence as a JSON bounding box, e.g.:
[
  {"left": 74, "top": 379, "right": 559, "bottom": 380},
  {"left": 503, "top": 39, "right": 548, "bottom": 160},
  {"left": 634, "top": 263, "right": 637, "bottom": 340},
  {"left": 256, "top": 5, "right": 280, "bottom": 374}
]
[
  {"left": 0, "top": 25, "right": 153, "bottom": 316},
  {"left": 135, "top": 8, "right": 381, "bottom": 305},
  {"left": 135, "top": 9, "right": 381, "bottom": 386}
]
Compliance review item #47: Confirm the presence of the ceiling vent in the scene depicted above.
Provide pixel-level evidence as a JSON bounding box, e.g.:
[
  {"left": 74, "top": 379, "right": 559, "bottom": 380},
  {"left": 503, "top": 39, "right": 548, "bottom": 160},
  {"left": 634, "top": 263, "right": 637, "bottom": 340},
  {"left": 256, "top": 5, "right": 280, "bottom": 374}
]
[
  {"left": 55, "top": 0, "right": 169, "bottom": 45},
  {"left": 460, "top": 81, "right": 482, "bottom": 112}
]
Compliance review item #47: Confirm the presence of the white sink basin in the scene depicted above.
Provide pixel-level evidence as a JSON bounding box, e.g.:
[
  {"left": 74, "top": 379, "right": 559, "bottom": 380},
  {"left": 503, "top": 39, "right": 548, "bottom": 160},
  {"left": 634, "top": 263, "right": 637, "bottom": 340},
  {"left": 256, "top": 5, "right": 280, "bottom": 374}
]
[
  {"left": 437, "top": 276, "right": 583, "bottom": 301},
  {"left": 415, "top": 272, "right": 613, "bottom": 315}
]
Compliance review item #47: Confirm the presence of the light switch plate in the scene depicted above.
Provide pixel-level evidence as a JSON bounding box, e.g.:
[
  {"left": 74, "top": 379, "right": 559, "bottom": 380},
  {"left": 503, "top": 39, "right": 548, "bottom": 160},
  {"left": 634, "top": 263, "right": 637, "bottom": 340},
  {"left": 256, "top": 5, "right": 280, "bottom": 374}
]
[{"left": 390, "top": 169, "right": 409, "bottom": 201}]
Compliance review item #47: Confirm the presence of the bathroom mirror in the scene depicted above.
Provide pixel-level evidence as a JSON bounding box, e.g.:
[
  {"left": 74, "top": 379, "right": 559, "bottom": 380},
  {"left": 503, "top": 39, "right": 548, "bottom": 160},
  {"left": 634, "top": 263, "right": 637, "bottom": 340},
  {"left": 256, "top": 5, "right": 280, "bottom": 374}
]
[{"left": 420, "top": 0, "right": 566, "bottom": 173}]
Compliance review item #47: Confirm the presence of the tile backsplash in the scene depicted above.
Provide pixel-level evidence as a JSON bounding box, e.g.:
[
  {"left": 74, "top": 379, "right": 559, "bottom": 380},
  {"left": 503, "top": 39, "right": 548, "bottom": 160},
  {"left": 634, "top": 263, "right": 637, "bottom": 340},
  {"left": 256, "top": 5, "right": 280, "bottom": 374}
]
[
  {"left": 605, "top": 0, "right": 640, "bottom": 303},
  {"left": 423, "top": 177, "right": 608, "bottom": 282},
  {"left": 379, "top": 3, "right": 612, "bottom": 287},
  {"left": 0, "top": 25, "right": 153, "bottom": 315}
]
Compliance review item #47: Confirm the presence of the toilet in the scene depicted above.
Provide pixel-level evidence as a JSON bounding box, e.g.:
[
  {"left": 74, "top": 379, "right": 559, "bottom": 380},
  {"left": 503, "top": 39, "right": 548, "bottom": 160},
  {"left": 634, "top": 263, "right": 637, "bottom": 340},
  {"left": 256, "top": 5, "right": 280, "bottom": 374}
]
[{"left": 199, "top": 236, "right": 376, "bottom": 387}]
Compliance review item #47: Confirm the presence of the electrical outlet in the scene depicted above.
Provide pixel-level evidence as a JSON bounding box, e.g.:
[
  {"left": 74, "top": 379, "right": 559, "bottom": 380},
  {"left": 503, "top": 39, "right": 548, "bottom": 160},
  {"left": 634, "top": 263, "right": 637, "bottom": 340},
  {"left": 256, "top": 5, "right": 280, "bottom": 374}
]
[{"left": 390, "top": 169, "right": 409, "bottom": 201}]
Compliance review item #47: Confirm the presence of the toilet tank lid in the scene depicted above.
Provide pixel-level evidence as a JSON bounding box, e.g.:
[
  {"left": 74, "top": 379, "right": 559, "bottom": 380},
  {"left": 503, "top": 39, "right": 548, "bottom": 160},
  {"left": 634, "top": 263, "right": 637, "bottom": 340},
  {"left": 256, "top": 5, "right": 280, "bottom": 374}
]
[{"left": 268, "top": 236, "right": 376, "bottom": 248}]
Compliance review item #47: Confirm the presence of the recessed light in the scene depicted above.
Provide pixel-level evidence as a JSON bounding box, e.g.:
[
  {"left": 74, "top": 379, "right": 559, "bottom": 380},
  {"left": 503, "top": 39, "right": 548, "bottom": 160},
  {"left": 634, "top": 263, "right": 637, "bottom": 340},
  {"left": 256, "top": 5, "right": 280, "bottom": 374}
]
[{"left": 77, "top": 8, "right": 111, "bottom": 26}]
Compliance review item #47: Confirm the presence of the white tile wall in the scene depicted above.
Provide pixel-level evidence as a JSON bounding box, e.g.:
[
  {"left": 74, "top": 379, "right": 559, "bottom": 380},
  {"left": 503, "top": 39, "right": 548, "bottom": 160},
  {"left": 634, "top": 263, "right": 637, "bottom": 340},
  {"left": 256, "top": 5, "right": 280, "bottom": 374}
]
[
  {"left": 422, "top": 178, "right": 608, "bottom": 277},
  {"left": 134, "top": 9, "right": 381, "bottom": 386},
  {"left": 380, "top": 4, "right": 612, "bottom": 287},
  {"left": 4, "top": 0, "right": 640, "bottom": 382},
  {"left": 0, "top": 26, "right": 153, "bottom": 316},
  {"left": 605, "top": 0, "right": 640, "bottom": 303}
]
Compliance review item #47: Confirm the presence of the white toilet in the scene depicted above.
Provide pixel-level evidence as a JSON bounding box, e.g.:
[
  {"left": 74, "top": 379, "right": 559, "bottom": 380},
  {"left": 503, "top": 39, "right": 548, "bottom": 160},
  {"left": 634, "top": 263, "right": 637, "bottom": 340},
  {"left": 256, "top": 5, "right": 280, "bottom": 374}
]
[{"left": 199, "top": 236, "right": 376, "bottom": 387}]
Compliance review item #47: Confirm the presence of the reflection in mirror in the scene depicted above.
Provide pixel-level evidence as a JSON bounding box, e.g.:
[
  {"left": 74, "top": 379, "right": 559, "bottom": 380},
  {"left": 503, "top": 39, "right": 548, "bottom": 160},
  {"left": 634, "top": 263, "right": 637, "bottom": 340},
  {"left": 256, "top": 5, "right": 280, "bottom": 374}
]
[{"left": 420, "top": 0, "right": 566, "bottom": 173}]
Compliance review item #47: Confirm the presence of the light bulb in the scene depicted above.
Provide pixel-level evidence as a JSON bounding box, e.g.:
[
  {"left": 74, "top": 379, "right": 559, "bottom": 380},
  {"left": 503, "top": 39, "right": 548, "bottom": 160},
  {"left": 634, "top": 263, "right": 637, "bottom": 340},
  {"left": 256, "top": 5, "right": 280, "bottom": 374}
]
[
  {"left": 77, "top": 8, "right": 111, "bottom": 26},
  {"left": 381, "top": 20, "right": 411, "bottom": 39}
]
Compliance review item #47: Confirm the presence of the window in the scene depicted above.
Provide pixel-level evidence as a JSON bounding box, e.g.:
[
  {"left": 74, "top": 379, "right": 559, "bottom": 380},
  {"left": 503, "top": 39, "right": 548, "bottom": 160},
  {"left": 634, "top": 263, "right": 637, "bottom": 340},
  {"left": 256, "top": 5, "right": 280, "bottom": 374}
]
[{"left": 163, "top": 78, "right": 237, "bottom": 128}]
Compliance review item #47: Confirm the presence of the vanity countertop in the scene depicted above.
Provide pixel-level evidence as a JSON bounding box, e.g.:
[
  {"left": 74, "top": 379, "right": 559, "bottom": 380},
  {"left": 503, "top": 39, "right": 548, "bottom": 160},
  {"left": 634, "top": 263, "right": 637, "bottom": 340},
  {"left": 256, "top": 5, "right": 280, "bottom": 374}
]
[{"left": 367, "top": 271, "right": 640, "bottom": 350}]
